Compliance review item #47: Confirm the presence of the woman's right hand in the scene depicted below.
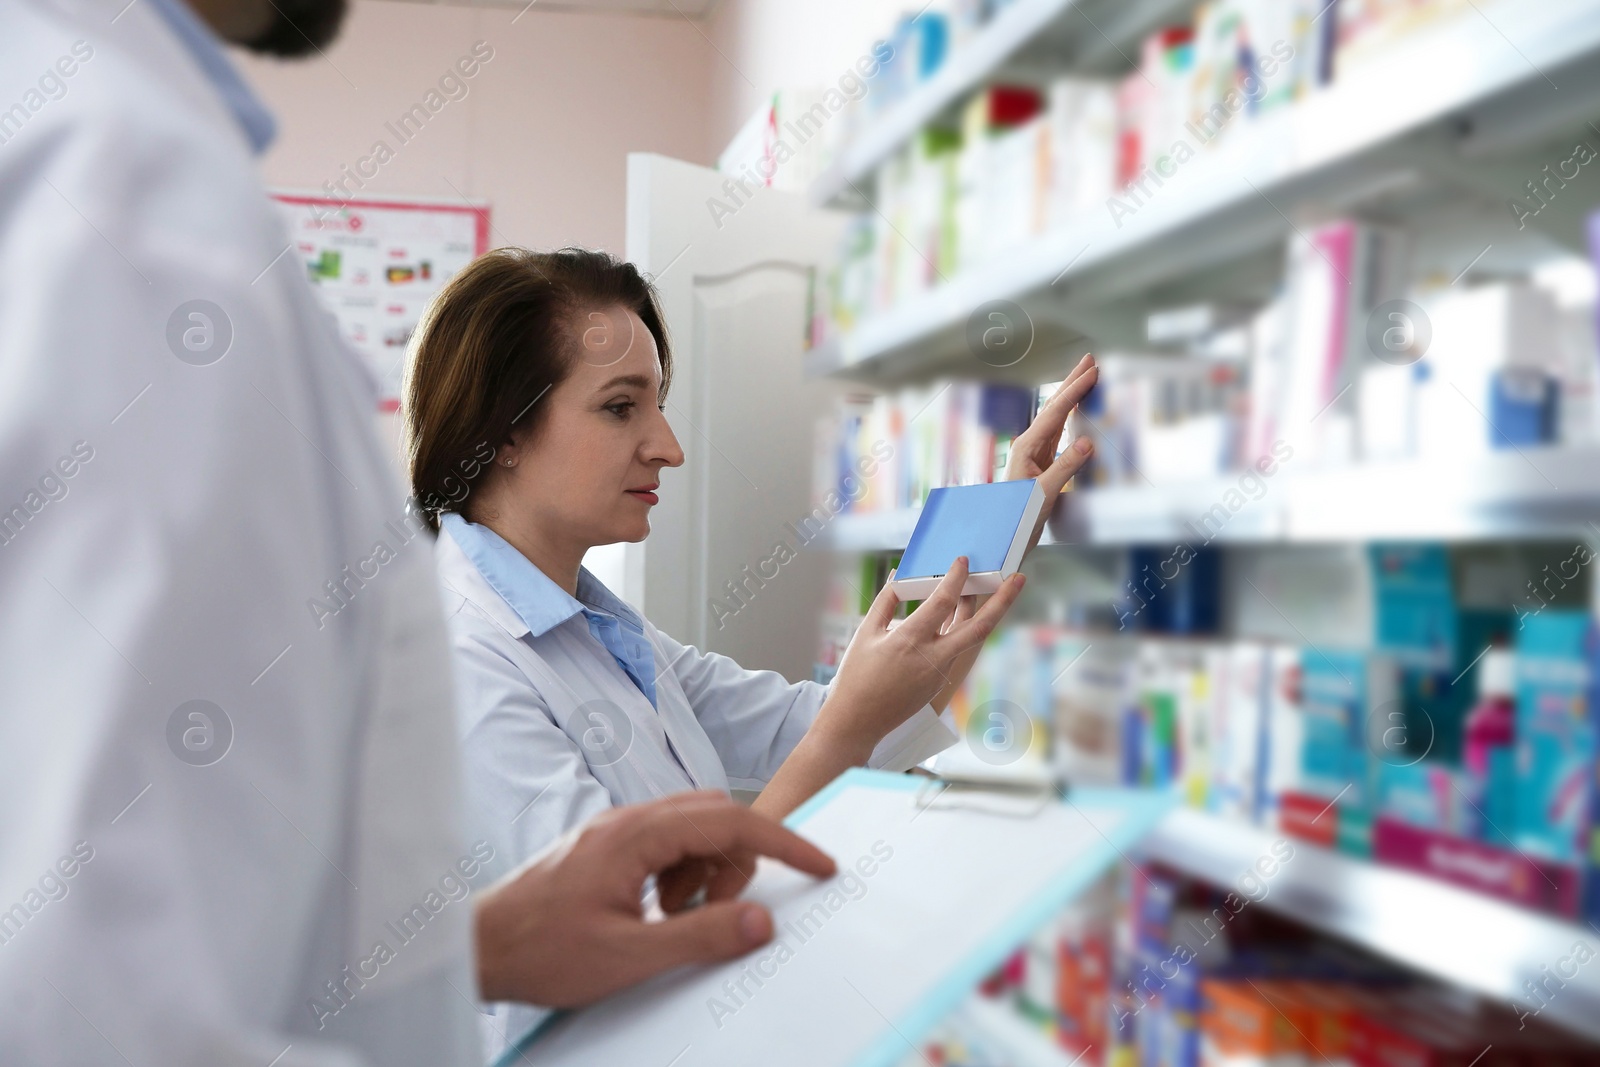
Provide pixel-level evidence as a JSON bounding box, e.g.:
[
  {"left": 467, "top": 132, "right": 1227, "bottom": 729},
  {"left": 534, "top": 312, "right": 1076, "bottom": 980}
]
[
  {"left": 750, "top": 558, "right": 1023, "bottom": 820},
  {"left": 813, "top": 557, "right": 1024, "bottom": 764}
]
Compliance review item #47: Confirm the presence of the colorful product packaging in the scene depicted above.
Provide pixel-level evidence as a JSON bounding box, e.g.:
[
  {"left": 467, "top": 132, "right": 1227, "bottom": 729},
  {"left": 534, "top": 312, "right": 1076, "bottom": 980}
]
[
  {"left": 1372, "top": 816, "right": 1581, "bottom": 916},
  {"left": 1513, "top": 612, "right": 1595, "bottom": 867},
  {"left": 1294, "top": 651, "right": 1398, "bottom": 855},
  {"left": 1213, "top": 641, "right": 1270, "bottom": 823}
]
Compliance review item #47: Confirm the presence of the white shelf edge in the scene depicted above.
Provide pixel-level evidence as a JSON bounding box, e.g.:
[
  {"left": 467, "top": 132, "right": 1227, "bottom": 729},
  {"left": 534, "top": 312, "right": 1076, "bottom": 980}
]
[
  {"left": 1142, "top": 807, "right": 1600, "bottom": 1042},
  {"left": 818, "top": 446, "right": 1600, "bottom": 551},
  {"left": 820, "top": 0, "right": 1600, "bottom": 375}
]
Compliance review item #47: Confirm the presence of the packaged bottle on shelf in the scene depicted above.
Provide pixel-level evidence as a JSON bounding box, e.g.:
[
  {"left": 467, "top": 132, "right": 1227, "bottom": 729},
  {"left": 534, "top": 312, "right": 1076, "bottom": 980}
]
[
  {"left": 1138, "top": 643, "right": 1184, "bottom": 791},
  {"left": 1181, "top": 1, "right": 1300, "bottom": 144},
  {"left": 1413, "top": 282, "right": 1562, "bottom": 461},
  {"left": 1018, "top": 920, "right": 1061, "bottom": 1029},
  {"left": 874, "top": 130, "right": 961, "bottom": 310},
  {"left": 1290, "top": 650, "right": 1398, "bottom": 856},
  {"left": 1368, "top": 543, "right": 1458, "bottom": 673},
  {"left": 1045, "top": 77, "right": 1117, "bottom": 228},
  {"left": 1139, "top": 27, "right": 1197, "bottom": 186},
  {"left": 1053, "top": 636, "right": 1134, "bottom": 788},
  {"left": 1290, "top": 0, "right": 1343, "bottom": 93},
  {"left": 955, "top": 85, "right": 1045, "bottom": 272},
  {"left": 1057, "top": 873, "right": 1119, "bottom": 1062},
  {"left": 1278, "top": 219, "right": 1410, "bottom": 469},
  {"left": 1462, "top": 647, "right": 1518, "bottom": 841},
  {"left": 1260, "top": 643, "right": 1306, "bottom": 832},
  {"left": 821, "top": 215, "right": 877, "bottom": 342},
  {"left": 1188, "top": 2, "right": 1246, "bottom": 139},
  {"left": 1243, "top": 289, "right": 1290, "bottom": 467},
  {"left": 1214, "top": 640, "right": 1271, "bottom": 824},
  {"left": 1512, "top": 612, "right": 1595, "bottom": 884},
  {"left": 1587, "top": 622, "right": 1600, "bottom": 930},
  {"left": 902, "top": 8, "right": 951, "bottom": 86},
  {"left": 1237, "top": 0, "right": 1306, "bottom": 113},
  {"left": 1147, "top": 365, "right": 1239, "bottom": 485}
]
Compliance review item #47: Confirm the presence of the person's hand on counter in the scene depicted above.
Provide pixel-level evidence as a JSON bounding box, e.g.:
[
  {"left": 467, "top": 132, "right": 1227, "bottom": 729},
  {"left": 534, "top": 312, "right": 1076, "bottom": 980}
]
[{"left": 473, "top": 792, "right": 836, "bottom": 1008}]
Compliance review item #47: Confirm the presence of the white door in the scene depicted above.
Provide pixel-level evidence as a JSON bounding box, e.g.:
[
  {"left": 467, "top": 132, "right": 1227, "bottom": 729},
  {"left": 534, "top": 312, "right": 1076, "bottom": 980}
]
[{"left": 622, "top": 153, "right": 846, "bottom": 682}]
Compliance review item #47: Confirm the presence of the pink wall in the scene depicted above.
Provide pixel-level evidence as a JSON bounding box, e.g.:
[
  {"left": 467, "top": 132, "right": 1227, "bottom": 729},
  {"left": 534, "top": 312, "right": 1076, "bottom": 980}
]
[
  {"left": 237, "top": 0, "right": 916, "bottom": 251},
  {"left": 238, "top": 0, "right": 716, "bottom": 254},
  {"left": 704, "top": 0, "right": 907, "bottom": 153}
]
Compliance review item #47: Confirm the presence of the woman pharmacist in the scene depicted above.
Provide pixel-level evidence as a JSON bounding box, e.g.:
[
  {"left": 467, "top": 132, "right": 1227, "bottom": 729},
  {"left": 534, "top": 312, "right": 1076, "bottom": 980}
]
[{"left": 405, "top": 246, "right": 1098, "bottom": 883}]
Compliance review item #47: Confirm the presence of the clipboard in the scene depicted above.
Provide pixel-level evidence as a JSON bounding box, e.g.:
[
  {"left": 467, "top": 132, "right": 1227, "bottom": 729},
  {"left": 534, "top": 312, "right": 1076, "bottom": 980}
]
[{"left": 492, "top": 770, "right": 1174, "bottom": 1067}]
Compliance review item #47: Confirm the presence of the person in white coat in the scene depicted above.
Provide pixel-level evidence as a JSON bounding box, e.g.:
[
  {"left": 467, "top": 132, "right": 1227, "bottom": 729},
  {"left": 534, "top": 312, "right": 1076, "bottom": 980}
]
[
  {"left": 0, "top": 0, "right": 847, "bottom": 1063},
  {"left": 405, "top": 247, "right": 1099, "bottom": 901}
]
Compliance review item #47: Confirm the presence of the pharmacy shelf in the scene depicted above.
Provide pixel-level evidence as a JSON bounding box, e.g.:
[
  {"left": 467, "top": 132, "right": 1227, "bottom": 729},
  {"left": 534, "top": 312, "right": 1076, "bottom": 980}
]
[
  {"left": 947, "top": 996, "right": 1082, "bottom": 1067},
  {"left": 809, "top": 0, "right": 1073, "bottom": 209},
  {"left": 809, "top": 0, "right": 1190, "bottom": 209},
  {"left": 1141, "top": 807, "right": 1600, "bottom": 1042},
  {"left": 809, "top": 0, "right": 1600, "bottom": 381},
  {"left": 821, "top": 445, "right": 1600, "bottom": 551}
]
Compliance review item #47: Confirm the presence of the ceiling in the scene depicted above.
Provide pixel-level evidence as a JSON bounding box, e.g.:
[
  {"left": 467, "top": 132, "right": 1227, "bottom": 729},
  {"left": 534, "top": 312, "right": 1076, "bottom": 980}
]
[{"left": 374, "top": 0, "right": 721, "bottom": 16}]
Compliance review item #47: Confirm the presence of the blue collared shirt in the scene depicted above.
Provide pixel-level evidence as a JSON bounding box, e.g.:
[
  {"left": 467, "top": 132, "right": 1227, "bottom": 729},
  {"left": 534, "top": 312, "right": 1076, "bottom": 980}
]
[
  {"left": 440, "top": 514, "right": 659, "bottom": 707},
  {"left": 147, "top": 0, "right": 277, "bottom": 154}
]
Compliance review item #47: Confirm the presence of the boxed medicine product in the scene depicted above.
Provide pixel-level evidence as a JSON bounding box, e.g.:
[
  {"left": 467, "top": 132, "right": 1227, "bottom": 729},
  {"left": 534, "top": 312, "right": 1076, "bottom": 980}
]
[{"left": 1513, "top": 611, "right": 1595, "bottom": 868}]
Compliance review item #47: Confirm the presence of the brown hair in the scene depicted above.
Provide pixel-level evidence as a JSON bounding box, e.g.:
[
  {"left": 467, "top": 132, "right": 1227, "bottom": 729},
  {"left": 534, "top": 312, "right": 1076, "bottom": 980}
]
[{"left": 403, "top": 247, "right": 672, "bottom": 530}]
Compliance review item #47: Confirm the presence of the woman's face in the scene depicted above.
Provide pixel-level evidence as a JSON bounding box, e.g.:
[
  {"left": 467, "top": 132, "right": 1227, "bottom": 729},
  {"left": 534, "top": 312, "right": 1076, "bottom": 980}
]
[{"left": 496, "top": 305, "right": 683, "bottom": 549}]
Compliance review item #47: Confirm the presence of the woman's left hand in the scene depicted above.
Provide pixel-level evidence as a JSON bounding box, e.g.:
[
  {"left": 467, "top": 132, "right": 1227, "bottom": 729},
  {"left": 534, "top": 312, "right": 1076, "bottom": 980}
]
[
  {"left": 752, "top": 356, "right": 1101, "bottom": 820},
  {"left": 920, "top": 353, "right": 1100, "bottom": 713},
  {"left": 1007, "top": 352, "right": 1099, "bottom": 551}
]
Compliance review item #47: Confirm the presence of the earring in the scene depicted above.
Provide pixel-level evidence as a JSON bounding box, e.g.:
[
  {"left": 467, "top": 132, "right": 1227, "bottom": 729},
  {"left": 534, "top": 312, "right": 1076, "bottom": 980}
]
[{"left": 503, "top": 457, "right": 517, "bottom": 467}]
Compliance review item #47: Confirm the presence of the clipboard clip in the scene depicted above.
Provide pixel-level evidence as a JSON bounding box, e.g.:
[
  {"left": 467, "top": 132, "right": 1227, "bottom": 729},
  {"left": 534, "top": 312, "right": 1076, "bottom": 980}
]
[{"left": 911, "top": 775, "right": 1067, "bottom": 819}]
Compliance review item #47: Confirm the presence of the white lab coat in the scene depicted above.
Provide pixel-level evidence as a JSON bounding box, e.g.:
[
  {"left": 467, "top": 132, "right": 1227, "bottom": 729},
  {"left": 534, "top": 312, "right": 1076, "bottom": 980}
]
[
  {"left": 436, "top": 524, "right": 956, "bottom": 880},
  {"left": 435, "top": 524, "right": 955, "bottom": 1050},
  {"left": 0, "top": 2, "right": 477, "bottom": 1064}
]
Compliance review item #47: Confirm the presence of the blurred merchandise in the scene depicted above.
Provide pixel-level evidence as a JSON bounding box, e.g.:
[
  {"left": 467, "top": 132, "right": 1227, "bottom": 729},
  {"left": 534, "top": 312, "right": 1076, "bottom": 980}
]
[
  {"left": 815, "top": 383, "right": 1034, "bottom": 514},
  {"left": 816, "top": 249, "right": 1600, "bottom": 504},
  {"left": 1335, "top": 0, "right": 1474, "bottom": 73},
  {"left": 793, "top": 3, "right": 1600, "bottom": 1063},
  {"left": 718, "top": 88, "right": 848, "bottom": 195},
  {"left": 1512, "top": 613, "right": 1596, "bottom": 869},
  {"left": 816, "top": 541, "right": 1600, "bottom": 924},
  {"left": 814, "top": 0, "right": 1490, "bottom": 345},
  {"left": 930, "top": 623, "right": 1057, "bottom": 783},
  {"left": 907, "top": 859, "right": 1594, "bottom": 1067}
]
